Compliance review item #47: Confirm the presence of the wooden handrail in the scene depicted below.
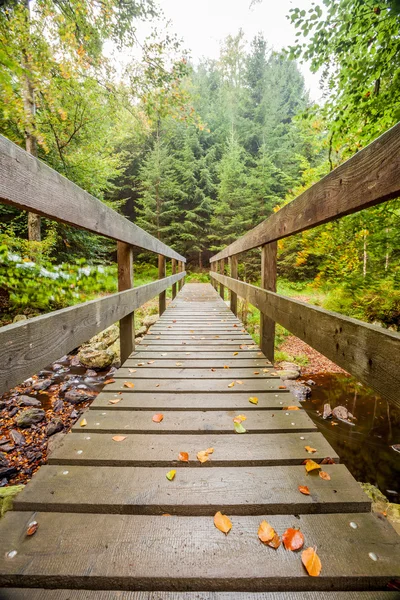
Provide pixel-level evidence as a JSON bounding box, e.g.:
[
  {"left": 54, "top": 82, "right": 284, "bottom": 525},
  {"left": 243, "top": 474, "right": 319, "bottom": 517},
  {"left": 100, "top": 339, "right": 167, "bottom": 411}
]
[
  {"left": 0, "top": 272, "right": 185, "bottom": 395},
  {"left": 210, "top": 122, "right": 400, "bottom": 262},
  {"left": 210, "top": 271, "right": 400, "bottom": 408},
  {"left": 0, "top": 135, "right": 185, "bottom": 262}
]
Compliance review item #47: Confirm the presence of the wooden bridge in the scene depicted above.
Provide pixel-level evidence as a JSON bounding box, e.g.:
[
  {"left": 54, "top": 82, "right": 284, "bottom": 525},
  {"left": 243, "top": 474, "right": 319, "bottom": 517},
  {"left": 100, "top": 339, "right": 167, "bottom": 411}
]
[{"left": 0, "top": 125, "right": 400, "bottom": 597}]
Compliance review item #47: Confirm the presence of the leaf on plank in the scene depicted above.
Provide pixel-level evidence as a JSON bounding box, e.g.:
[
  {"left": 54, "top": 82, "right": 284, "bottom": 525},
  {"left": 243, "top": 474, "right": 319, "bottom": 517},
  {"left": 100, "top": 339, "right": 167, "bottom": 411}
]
[
  {"left": 128, "top": 369, "right": 137, "bottom": 373},
  {"left": 304, "top": 459, "right": 321, "bottom": 473},
  {"left": 166, "top": 470, "right": 176, "bottom": 481},
  {"left": 176, "top": 362, "right": 183, "bottom": 366},
  {"left": 104, "top": 379, "right": 115, "bottom": 385},
  {"left": 178, "top": 451, "right": 189, "bottom": 462},
  {"left": 124, "top": 382, "right": 135, "bottom": 388},
  {"left": 298, "top": 485, "right": 310, "bottom": 495},
  {"left": 234, "top": 422, "right": 246, "bottom": 434},
  {"left": 197, "top": 447, "right": 213, "bottom": 463},
  {"left": 258, "top": 520, "right": 281, "bottom": 548},
  {"left": 302, "top": 547, "right": 322, "bottom": 577},
  {"left": 282, "top": 528, "right": 304, "bottom": 551},
  {"left": 214, "top": 511, "right": 232, "bottom": 534},
  {"left": 112, "top": 435, "right": 126, "bottom": 442},
  {"left": 253, "top": 371, "right": 260, "bottom": 374},
  {"left": 233, "top": 352, "right": 239, "bottom": 356},
  {"left": 279, "top": 385, "right": 287, "bottom": 389},
  {"left": 147, "top": 360, "right": 155, "bottom": 364},
  {"left": 321, "top": 457, "right": 335, "bottom": 465},
  {"left": 236, "top": 380, "right": 243, "bottom": 384},
  {"left": 233, "top": 414, "right": 247, "bottom": 423},
  {"left": 223, "top": 365, "right": 230, "bottom": 369},
  {"left": 152, "top": 413, "right": 164, "bottom": 423},
  {"left": 319, "top": 471, "right": 331, "bottom": 480},
  {"left": 284, "top": 406, "right": 300, "bottom": 410},
  {"left": 228, "top": 382, "right": 235, "bottom": 388},
  {"left": 80, "top": 419, "right": 87, "bottom": 427},
  {"left": 26, "top": 521, "right": 39, "bottom": 536},
  {"left": 249, "top": 397, "right": 258, "bottom": 405},
  {"left": 108, "top": 399, "right": 121, "bottom": 404},
  {"left": 305, "top": 446, "right": 317, "bottom": 453}
]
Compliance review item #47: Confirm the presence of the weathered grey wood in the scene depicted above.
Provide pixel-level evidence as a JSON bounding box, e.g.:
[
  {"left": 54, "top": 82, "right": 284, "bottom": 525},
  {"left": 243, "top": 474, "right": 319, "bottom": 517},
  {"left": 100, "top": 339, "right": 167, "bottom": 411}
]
[
  {"left": 229, "top": 255, "right": 238, "bottom": 315},
  {"left": 135, "top": 346, "right": 262, "bottom": 352},
  {"left": 48, "top": 432, "right": 337, "bottom": 466},
  {"left": 260, "top": 242, "right": 277, "bottom": 362},
  {"left": 0, "top": 135, "right": 185, "bottom": 261},
  {"left": 90, "top": 391, "right": 299, "bottom": 411},
  {"left": 0, "top": 272, "right": 184, "bottom": 395},
  {"left": 210, "top": 122, "right": 400, "bottom": 261},
  {"left": 128, "top": 351, "right": 267, "bottom": 360},
  {"left": 145, "top": 334, "right": 253, "bottom": 340},
  {"left": 123, "top": 359, "right": 272, "bottom": 369},
  {"left": 1, "top": 592, "right": 396, "bottom": 599},
  {"left": 0, "top": 512, "right": 398, "bottom": 590},
  {"left": 72, "top": 409, "right": 315, "bottom": 434},
  {"left": 142, "top": 339, "right": 255, "bottom": 346},
  {"left": 211, "top": 272, "right": 400, "bottom": 408},
  {"left": 13, "top": 464, "right": 369, "bottom": 515},
  {"left": 172, "top": 258, "right": 177, "bottom": 299},
  {"left": 118, "top": 241, "right": 135, "bottom": 363},
  {"left": 103, "top": 377, "right": 288, "bottom": 393},
  {"left": 116, "top": 367, "right": 275, "bottom": 378},
  {"left": 178, "top": 261, "right": 184, "bottom": 291},
  {"left": 158, "top": 254, "right": 166, "bottom": 316},
  {"left": 219, "top": 258, "right": 225, "bottom": 300}
]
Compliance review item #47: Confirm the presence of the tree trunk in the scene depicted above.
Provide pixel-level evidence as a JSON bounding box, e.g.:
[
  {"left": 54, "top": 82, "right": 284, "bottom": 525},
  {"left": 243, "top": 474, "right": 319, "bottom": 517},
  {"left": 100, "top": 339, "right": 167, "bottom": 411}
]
[{"left": 199, "top": 250, "right": 202, "bottom": 269}]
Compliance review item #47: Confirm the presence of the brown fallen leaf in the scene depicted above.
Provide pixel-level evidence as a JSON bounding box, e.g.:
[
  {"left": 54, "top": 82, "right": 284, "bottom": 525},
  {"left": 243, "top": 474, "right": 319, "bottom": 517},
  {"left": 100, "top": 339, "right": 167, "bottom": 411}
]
[
  {"left": 298, "top": 485, "right": 310, "bottom": 495},
  {"left": 138, "top": 362, "right": 145, "bottom": 366},
  {"left": 124, "top": 382, "right": 135, "bottom": 388},
  {"left": 258, "top": 520, "right": 281, "bottom": 548},
  {"left": 26, "top": 521, "right": 39, "bottom": 536},
  {"left": 305, "top": 446, "right": 317, "bottom": 453},
  {"left": 282, "top": 528, "right": 304, "bottom": 551},
  {"left": 302, "top": 547, "right": 322, "bottom": 577},
  {"left": 214, "top": 511, "right": 232, "bottom": 534},
  {"left": 319, "top": 471, "right": 331, "bottom": 481},
  {"left": 304, "top": 459, "right": 321, "bottom": 473},
  {"left": 249, "top": 397, "right": 258, "bottom": 405},
  {"left": 128, "top": 369, "right": 137, "bottom": 373},
  {"left": 112, "top": 435, "right": 126, "bottom": 442},
  {"left": 211, "top": 368, "right": 217, "bottom": 372},
  {"left": 320, "top": 457, "right": 335, "bottom": 465},
  {"left": 279, "top": 385, "right": 287, "bottom": 389},
  {"left": 104, "top": 379, "right": 115, "bottom": 385},
  {"left": 108, "top": 399, "right": 121, "bottom": 404},
  {"left": 152, "top": 413, "right": 164, "bottom": 423},
  {"left": 147, "top": 360, "right": 155, "bottom": 364},
  {"left": 253, "top": 371, "right": 260, "bottom": 375},
  {"left": 179, "top": 451, "right": 189, "bottom": 462},
  {"left": 80, "top": 419, "right": 87, "bottom": 427}
]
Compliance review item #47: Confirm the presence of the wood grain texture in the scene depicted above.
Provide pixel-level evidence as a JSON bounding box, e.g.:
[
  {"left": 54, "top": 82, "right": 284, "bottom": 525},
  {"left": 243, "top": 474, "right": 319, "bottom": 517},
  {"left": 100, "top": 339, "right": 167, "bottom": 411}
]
[
  {"left": 118, "top": 242, "right": 135, "bottom": 363},
  {"left": 0, "top": 512, "right": 398, "bottom": 590},
  {"left": 260, "top": 242, "right": 277, "bottom": 362},
  {"left": 115, "top": 367, "right": 275, "bottom": 378},
  {"left": 48, "top": 431, "right": 337, "bottom": 466},
  {"left": 0, "top": 135, "right": 185, "bottom": 261},
  {"left": 158, "top": 254, "right": 166, "bottom": 316},
  {"left": 102, "top": 377, "right": 287, "bottom": 393},
  {"left": 0, "top": 273, "right": 184, "bottom": 395},
  {"left": 229, "top": 255, "right": 238, "bottom": 315},
  {"left": 210, "top": 122, "right": 400, "bottom": 261},
  {"left": 13, "top": 464, "right": 369, "bottom": 515},
  {"left": 171, "top": 259, "right": 177, "bottom": 299},
  {"left": 122, "top": 359, "right": 272, "bottom": 369},
  {"left": 127, "top": 351, "right": 267, "bottom": 360},
  {"left": 1, "top": 591, "right": 396, "bottom": 599},
  {"left": 210, "top": 273, "right": 400, "bottom": 407}
]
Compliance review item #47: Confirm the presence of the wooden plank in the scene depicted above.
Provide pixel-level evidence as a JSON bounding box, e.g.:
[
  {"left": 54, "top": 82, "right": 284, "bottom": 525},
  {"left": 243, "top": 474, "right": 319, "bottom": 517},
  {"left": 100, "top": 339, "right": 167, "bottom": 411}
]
[
  {"left": 142, "top": 340, "right": 256, "bottom": 346},
  {"left": 89, "top": 391, "right": 299, "bottom": 411},
  {"left": 260, "top": 242, "right": 277, "bottom": 362},
  {"left": 122, "top": 359, "right": 272, "bottom": 369},
  {"left": 0, "top": 135, "right": 185, "bottom": 261},
  {"left": 13, "top": 464, "right": 370, "bottom": 515},
  {"left": 210, "top": 122, "right": 400, "bottom": 261},
  {"left": 134, "top": 346, "right": 264, "bottom": 352},
  {"left": 127, "top": 351, "right": 267, "bottom": 359},
  {"left": 0, "top": 272, "right": 184, "bottom": 396},
  {"left": 48, "top": 432, "right": 337, "bottom": 466},
  {"left": 0, "top": 592, "right": 396, "bottom": 600},
  {"left": 211, "top": 272, "right": 400, "bottom": 408},
  {"left": 158, "top": 254, "right": 166, "bottom": 316},
  {"left": 145, "top": 334, "right": 253, "bottom": 340},
  {"left": 116, "top": 367, "right": 275, "bottom": 378},
  {"left": 102, "top": 378, "right": 288, "bottom": 393},
  {"left": 118, "top": 241, "right": 135, "bottom": 363},
  {"left": 72, "top": 409, "right": 316, "bottom": 434},
  {"left": 0, "top": 512, "right": 399, "bottom": 590}
]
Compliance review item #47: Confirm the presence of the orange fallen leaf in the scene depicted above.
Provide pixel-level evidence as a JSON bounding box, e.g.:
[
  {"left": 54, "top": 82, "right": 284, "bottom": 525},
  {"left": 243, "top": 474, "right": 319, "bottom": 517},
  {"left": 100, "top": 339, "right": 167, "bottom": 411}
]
[
  {"left": 263, "top": 369, "right": 269, "bottom": 372},
  {"left": 104, "top": 379, "right": 115, "bottom": 385},
  {"left": 211, "top": 368, "right": 216, "bottom": 372},
  {"left": 305, "top": 446, "right": 317, "bottom": 453},
  {"left": 249, "top": 397, "right": 258, "bottom": 405},
  {"left": 228, "top": 382, "right": 235, "bottom": 388},
  {"left": 236, "top": 380, "right": 243, "bottom": 384},
  {"left": 302, "top": 547, "right": 322, "bottom": 577},
  {"left": 128, "top": 369, "right": 137, "bottom": 373},
  {"left": 26, "top": 521, "right": 39, "bottom": 536},
  {"left": 108, "top": 399, "right": 121, "bottom": 404},
  {"left": 205, "top": 447, "right": 214, "bottom": 454},
  {"left": 138, "top": 362, "right": 145, "bottom": 366},
  {"left": 147, "top": 360, "right": 155, "bottom": 364},
  {"left": 253, "top": 371, "right": 260, "bottom": 374},
  {"left": 319, "top": 471, "right": 331, "bottom": 481},
  {"left": 258, "top": 520, "right": 281, "bottom": 548},
  {"left": 214, "top": 511, "right": 232, "bottom": 534},
  {"left": 124, "top": 382, "right": 135, "bottom": 388},
  {"left": 284, "top": 406, "right": 300, "bottom": 411},
  {"left": 223, "top": 365, "right": 230, "bottom": 369},
  {"left": 233, "top": 414, "right": 247, "bottom": 423},
  {"left": 298, "top": 485, "right": 310, "bottom": 495},
  {"left": 152, "top": 413, "right": 164, "bottom": 423},
  {"left": 166, "top": 470, "right": 176, "bottom": 481},
  {"left": 282, "top": 528, "right": 304, "bottom": 551},
  {"left": 197, "top": 448, "right": 213, "bottom": 463},
  {"left": 321, "top": 457, "right": 335, "bottom": 465},
  {"left": 279, "top": 385, "right": 287, "bottom": 389},
  {"left": 304, "top": 459, "right": 321, "bottom": 473},
  {"left": 112, "top": 435, "right": 126, "bottom": 442},
  {"left": 179, "top": 451, "right": 189, "bottom": 462},
  {"left": 80, "top": 419, "right": 87, "bottom": 427}
]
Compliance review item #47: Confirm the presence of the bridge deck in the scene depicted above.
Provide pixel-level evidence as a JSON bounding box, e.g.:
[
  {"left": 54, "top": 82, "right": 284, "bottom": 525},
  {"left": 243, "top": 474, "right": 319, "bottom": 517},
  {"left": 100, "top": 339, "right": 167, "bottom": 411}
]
[{"left": 0, "top": 284, "right": 399, "bottom": 598}]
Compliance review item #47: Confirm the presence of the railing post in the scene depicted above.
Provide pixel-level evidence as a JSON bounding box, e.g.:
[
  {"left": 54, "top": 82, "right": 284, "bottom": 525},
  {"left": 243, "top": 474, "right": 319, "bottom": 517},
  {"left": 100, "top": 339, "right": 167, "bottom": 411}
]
[
  {"left": 219, "top": 258, "right": 225, "bottom": 300},
  {"left": 158, "top": 254, "right": 166, "bottom": 315},
  {"left": 229, "top": 255, "right": 238, "bottom": 316},
  {"left": 260, "top": 242, "right": 277, "bottom": 362},
  {"left": 117, "top": 241, "right": 134, "bottom": 364},
  {"left": 210, "top": 262, "right": 216, "bottom": 290},
  {"left": 172, "top": 258, "right": 177, "bottom": 299},
  {"left": 178, "top": 260, "right": 184, "bottom": 291}
]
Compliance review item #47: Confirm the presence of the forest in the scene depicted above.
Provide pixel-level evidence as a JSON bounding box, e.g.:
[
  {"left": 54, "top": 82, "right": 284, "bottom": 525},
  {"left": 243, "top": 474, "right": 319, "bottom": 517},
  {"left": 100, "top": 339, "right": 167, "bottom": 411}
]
[{"left": 0, "top": 0, "right": 399, "bottom": 331}]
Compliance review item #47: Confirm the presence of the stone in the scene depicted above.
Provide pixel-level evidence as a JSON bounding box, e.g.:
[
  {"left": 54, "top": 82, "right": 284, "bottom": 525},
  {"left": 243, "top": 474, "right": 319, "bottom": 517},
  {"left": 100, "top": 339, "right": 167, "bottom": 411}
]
[
  {"left": 53, "top": 399, "right": 64, "bottom": 413},
  {"left": 305, "top": 379, "right": 316, "bottom": 386},
  {"left": 64, "top": 390, "right": 90, "bottom": 405},
  {"left": 135, "top": 325, "right": 147, "bottom": 337},
  {"left": 0, "top": 484, "right": 24, "bottom": 517},
  {"left": 0, "top": 467, "right": 17, "bottom": 483},
  {"left": 278, "top": 369, "right": 299, "bottom": 380},
  {"left": 332, "top": 405, "right": 355, "bottom": 423},
  {"left": 277, "top": 361, "right": 300, "bottom": 373},
  {"left": 33, "top": 378, "right": 52, "bottom": 391},
  {"left": 70, "top": 409, "right": 79, "bottom": 419},
  {"left": 77, "top": 347, "right": 117, "bottom": 369},
  {"left": 17, "top": 395, "right": 41, "bottom": 407},
  {"left": 52, "top": 363, "right": 63, "bottom": 371},
  {"left": 143, "top": 314, "right": 159, "bottom": 328},
  {"left": 282, "top": 380, "right": 311, "bottom": 401},
  {"left": 15, "top": 408, "right": 46, "bottom": 428},
  {"left": 9, "top": 429, "right": 25, "bottom": 446},
  {"left": 70, "top": 355, "right": 81, "bottom": 367},
  {"left": 47, "top": 420, "right": 63, "bottom": 437},
  {"left": 8, "top": 407, "right": 18, "bottom": 418},
  {"left": 0, "top": 453, "right": 8, "bottom": 467},
  {"left": 323, "top": 403, "right": 332, "bottom": 419},
  {"left": 135, "top": 337, "right": 144, "bottom": 344},
  {"left": 12, "top": 314, "right": 27, "bottom": 323},
  {"left": 85, "top": 369, "right": 98, "bottom": 377},
  {"left": 0, "top": 444, "right": 14, "bottom": 453}
]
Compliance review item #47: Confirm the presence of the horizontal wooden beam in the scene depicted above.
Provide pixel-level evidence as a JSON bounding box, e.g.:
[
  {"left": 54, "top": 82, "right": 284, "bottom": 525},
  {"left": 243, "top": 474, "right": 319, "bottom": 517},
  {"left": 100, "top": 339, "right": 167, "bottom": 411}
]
[
  {"left": 0, "top": 272, "right": 185, "bottom": 395},
  {"left": 0, "top": 135, "right": 185, "bottom": 262},
  {"left": 210, "top": 272, "right": 400, "bottom": 408},
  {"left": 210, "top": 122, "right": 400, "bottom": 261}
]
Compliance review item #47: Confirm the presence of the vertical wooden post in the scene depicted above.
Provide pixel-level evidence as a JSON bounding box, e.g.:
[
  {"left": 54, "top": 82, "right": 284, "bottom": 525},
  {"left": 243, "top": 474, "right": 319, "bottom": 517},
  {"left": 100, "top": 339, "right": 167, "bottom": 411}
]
[
  {"left": 260, "top": 242, "right": 277, "bottom": 362},
  {"left": 219, "top": 258, "right": 225, "bottom": 300},
  {"left": 172, "top": 258, "right": 177, "bottom": 299},
  {"left": 158, "top": 254, "right": 166, "bottom": 315},
  {"left": 229, "top": 255, "right": 238, "bottom": 316},
  {"left": 210, "top": 261, "right": 215, "bottom": 289},
  {"left": 117, "top": 241, "right": 134, "bottom": 364}
]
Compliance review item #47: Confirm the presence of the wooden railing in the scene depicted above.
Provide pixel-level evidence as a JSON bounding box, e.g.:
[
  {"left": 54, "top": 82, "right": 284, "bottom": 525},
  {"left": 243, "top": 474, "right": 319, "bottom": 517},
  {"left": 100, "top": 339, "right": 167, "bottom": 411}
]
[
  {"left": 210, "top": 123, "right": 400, "bottom": 407},
  {"left": 0, "top": 135, "right": 186, "bottom": 395}
]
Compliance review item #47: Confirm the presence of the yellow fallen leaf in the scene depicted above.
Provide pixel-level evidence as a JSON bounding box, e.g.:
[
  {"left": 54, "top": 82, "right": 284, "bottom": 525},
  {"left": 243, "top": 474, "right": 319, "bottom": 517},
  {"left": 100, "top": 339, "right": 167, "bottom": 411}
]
[
  {"left": 233, "top": 415, "right": 247, "bottom": 423},
  {"left": 263, "top": 369, "right": 269, "bottom": 372},
  {"left": 234, "top": 422, "right": 246, "bottom": 434},
  {"left": 112, "top": 435, "right": 126, "bottom": 442},
  {"left": 214, "top": 511, "right": 232, "bottom": 534},
  {"left": 124, "top": 382, "right": 135, "bottom": 388},
  {"left": 249, "top": 397, "right": 258, "bottom": 405},
  {"left": 233, "top": 352, "right": 238, "bottom": 356},
  {"left": 166, "top": 470, "right": 176, "bottom": 481},
  {"left": 80, "top": 419, "right": 87, "bottom": 427},
  {"left": 236, "top": 380, "right": 243, "bottom": 384},
  {"left": 305, "top": 459, "right": 321, "bottom": 473},
  {"left": 228, "top": 382, "right": 235, "bottom": 388},
  {"left": 223, "top": 365, "right": 230, "bottom": 369},
  {"left": 176, "top": 362, "right": 183, "bottom": 366},
  {"left": 197, "top": 447, "right": 214, "bottom": 463}
]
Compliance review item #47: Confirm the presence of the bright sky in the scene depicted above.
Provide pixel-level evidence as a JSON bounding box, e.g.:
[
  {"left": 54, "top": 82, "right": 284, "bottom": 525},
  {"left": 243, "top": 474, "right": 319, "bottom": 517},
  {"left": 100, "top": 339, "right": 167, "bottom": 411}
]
[{"left": 156, "top": 0, "right": 322, "bottom": 101}]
